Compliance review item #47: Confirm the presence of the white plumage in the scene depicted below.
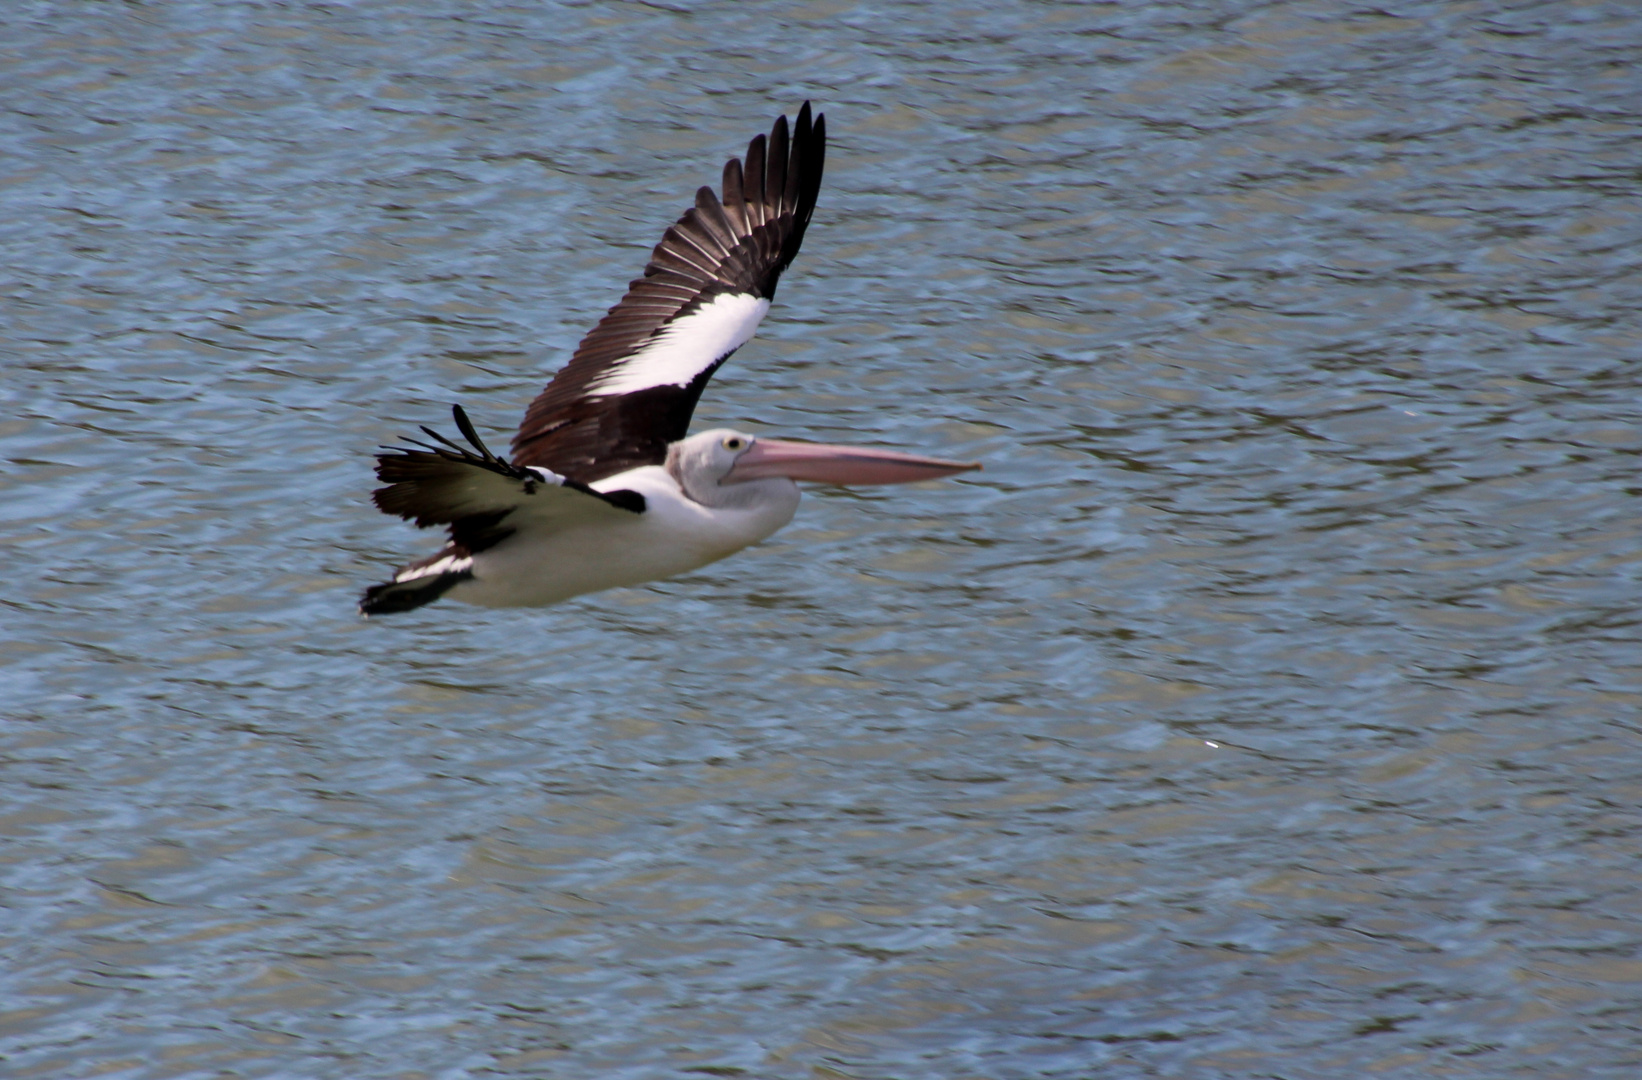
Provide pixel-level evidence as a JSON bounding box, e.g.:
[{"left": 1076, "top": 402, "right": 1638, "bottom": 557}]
[
  {"left": 450, "top": 431, "right": 802, "bottom": 608},
  {"left": 588, "top": 294, "right": 771, "bottom": 396}
]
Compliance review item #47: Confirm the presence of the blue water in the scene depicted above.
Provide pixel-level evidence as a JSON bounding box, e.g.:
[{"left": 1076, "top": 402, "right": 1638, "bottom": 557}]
[{"left": 4, "top": 1, "right": 1640, "bottom": 1076}]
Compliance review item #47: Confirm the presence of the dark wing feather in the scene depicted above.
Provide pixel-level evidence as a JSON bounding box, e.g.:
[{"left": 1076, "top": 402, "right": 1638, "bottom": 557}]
[
  {"left": 374, "top": 405, "right": 643, "bottom": 556},
  {"left": 511, "top": 103, "right": 826, "bottom": 483}
]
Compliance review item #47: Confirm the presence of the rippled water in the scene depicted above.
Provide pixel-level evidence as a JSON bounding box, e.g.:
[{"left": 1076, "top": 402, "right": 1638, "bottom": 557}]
[{"left": 5, "top": 1, "right": 1641, "bottom": 1077}]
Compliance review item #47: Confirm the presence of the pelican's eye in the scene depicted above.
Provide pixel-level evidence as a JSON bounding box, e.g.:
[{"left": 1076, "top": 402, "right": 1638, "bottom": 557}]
[{"left": 722, "top": 436, "right": 747, "bottom": 452}]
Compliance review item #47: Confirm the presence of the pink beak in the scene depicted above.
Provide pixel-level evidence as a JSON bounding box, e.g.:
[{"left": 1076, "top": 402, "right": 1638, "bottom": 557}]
[{"left": 724, "top": 437, "right": 981, "bottom": 486}]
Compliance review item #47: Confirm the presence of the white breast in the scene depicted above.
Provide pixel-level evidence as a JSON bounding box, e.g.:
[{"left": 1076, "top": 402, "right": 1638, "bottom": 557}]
[{"left": 452, "top": 466, "right": 801, "bottom": 608}]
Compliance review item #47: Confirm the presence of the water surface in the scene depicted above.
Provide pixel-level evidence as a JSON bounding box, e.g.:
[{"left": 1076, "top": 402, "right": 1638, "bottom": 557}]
[{"left": 4, "top": 1, "right": 1640, "bottom": 1077}]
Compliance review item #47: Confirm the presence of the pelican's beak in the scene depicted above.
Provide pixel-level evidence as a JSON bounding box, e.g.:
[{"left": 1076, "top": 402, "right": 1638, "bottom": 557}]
[{"left": 724, "top": 438, "right": 981, "bottom": 486}]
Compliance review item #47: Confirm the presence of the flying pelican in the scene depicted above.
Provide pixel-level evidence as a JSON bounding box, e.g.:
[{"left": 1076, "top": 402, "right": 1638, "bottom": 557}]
[{"left": 361, "top": 102, "right": 977, "bottom": 615}]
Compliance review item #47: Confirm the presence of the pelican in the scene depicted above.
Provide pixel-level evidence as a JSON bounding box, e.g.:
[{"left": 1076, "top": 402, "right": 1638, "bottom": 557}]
[{"left": 361, "top": 103, "right": 977, "bottom": 615}]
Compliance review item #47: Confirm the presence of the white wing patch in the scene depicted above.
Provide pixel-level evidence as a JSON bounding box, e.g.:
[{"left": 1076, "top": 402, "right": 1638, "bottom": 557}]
[
  {"left": 589, "top": 292, "right": 771, "bottom": 396},
  {"left": 395, "top": 553, "right": 473, "bottom": 582}
]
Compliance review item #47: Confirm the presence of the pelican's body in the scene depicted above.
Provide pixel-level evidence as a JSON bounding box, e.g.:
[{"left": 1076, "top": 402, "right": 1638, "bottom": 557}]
[
  {"left": 453, "top": 439, "right": 802, "bottom": 608},
  {"left": 361, "top": 105, "right": 976, "bottom": 615}
]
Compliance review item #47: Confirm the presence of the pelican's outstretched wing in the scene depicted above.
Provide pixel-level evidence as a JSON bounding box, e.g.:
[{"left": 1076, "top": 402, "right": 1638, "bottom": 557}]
[{"left": 510, "top": 102, "right": 826, "bottom": 483}]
